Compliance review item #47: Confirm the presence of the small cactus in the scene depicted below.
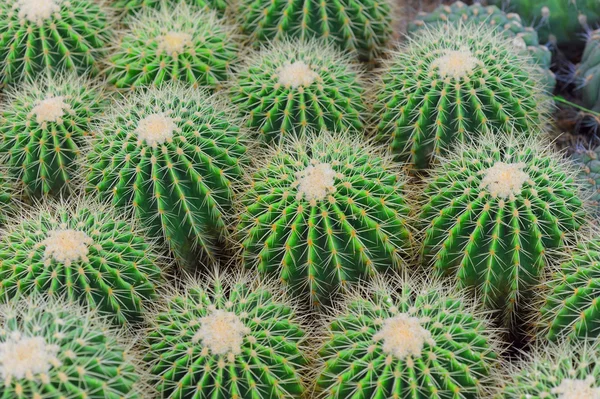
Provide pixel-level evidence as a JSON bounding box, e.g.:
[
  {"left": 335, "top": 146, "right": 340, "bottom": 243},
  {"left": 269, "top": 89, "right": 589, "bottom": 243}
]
[
  {"left": 571, "top": 146, "right": 600, "bottom": 213},
  {"left": 408, "top": 1, "right": 555, "bottom": 92},
  {"left": 112, "top": 0, "right": 228, "bottom": 16},
  {"left": 0, "top": 74, "right": 106, "bottom": 200},
  {"left": 236, "top": 133, "right": 413, "bottom": 307},
  {"left": 231, "top": 40, "right": 366, "bottom": 144},
  {"left": 419, "top": 133, "right": 586, "bottom": 331},
  {"left": 373, "top": 23, "right": 548, "bottom": 170},
  {"left": 0, "top": 296, "right": 146, "bottom": 398},
  {"left": 106, "top": 3, "right": 238, "bottom": 90},
  {"left": 0, "top": 199, "right": 164, "bottom": 326},
  {"left": 575, "top": 29, "right": 600, "bottom": 113},
  {"left": 0, "top": 0, "right": 114, "bottom": 87},
  {"left": 316, "top": 275, "right": 501, "bottom": 399},
  {"left": 86, "top": 84, "right": 247, "bottom": 265},
  {"left": 234, "top": 0, "right": 394, "bottom": 62},
  {"left": 145, "top": 272, "right": 307, "bottom": 398}
]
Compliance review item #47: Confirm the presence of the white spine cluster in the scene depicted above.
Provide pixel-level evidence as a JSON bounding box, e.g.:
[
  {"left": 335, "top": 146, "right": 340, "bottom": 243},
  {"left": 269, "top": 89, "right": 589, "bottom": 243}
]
[
  {"left": 135, "top": 113, "right": 177, "bottom": 147},
  {"left": 0, "top": 331, "right": 60, "bottom": 384},
  {"left": 41, "top": 229, "right": 93, "bottom": 267},
  {"left": 373, "top": 313, "right": 435, "bottom": 360},
  {"left": 278, "top": 61, "right": 319, "bottom": 88},
  {"left": 157, "top": 31, "right": 193, "bottom": 56},
  {"left": 31, "top": 96, "right": 71, "bottom": 124},
  {"left": 193, "top": 309, "right": 250, "bottom": 356},
  {"left": 15, "top": 0, "right": 62, "bottom": 24},
  {"left": 293, "top": 162, "right": 340, "bottom": 201},
  {"left": 430, "top": 47, "right": 482, "bottom": 79},
  {"left": 479, "top": 161, "right": 531, "bottom": 199},
  {"left": 551, "top": 376, "right": 600, "bottom": 399}
]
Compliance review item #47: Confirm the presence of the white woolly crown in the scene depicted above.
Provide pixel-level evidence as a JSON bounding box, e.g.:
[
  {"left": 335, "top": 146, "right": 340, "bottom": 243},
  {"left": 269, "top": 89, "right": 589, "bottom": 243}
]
[
  {"left": 294, "top": 162, "right": 340, "bottom": 201},
  {"left": 278, "top": 61, "right": 319, "bottom": 88},
  {"left": 193, "top": 309, "right": 250, "bottom": 356},
  {"left": 135, "top": 113, "right": 177, "bottom": 147},
  {"left": 430, "top": 47, "right": 482, "bottom": 79},
  {"left": 479, "top": 161, "right": 531, "bottom": 199},
  {"left": 551, "top": 376, "right": 600, "bottom": 399},
  {"left": 373, "top": 313, "right": 435, "bottom": 360},
  {"left": 31, "top": 96, "right": 71, "bottom": 124},
  {"left": 0, "top": 331, "right": 61, "bottom": 384},
  {"left": 15, "top": 0, "right": 62, "bottom": 24}
]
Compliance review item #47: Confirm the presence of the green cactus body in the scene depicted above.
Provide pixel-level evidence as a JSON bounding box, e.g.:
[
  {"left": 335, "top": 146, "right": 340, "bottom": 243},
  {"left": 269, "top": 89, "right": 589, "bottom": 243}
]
[
  {"left": 106, "top": 3, "right": 237, "bottom": 90},
  {"left": 0, "top": 0, "right": 113, "bottom": 87},
  {"left": 571, "top": 146, "right": 600, "bottom": 213},
  {"left": 86, "top": 84, "right": 246, "bottom": 265},
  {"left": 236, "top": 133, "right": 413, "bottom": 307},
  {"left": 146, "top": 273, "right": 307, "bottom": 398},
  {"left": 0, "top": 297, "right": 145, "bottom": 398},
  {"left": 489, "top": 0, "right": 600, "bottom": 46},
  {"left": 0, "top": 75, "right": 106, "bottom": 200},
  {"left": 575, "top": 30, "right": 600, "bottom": 113},
  {"left": 234, "top": 0, "right": 394, "bottom": 62},
  {"left": 498, "top": 342, "right": 600, "bottom": 398},
  {"left": 112, "top": 0, "right": 228, "bottom": 16},
  {"left": 316, "top": 276, "right": 500, "bottom": 398},
  {"left": 0, "top": 200, "right": 163, "bottom": 326},
  {"left": 408, "top": 1, "right": 555, "bottom": 92},
  {"left": 231, "top": 40, "right": 366, "bottom": 144},
  {"left": 420, "top": 134, "right": 586, "bottom": 330},
  {"left": 374, "top": 23, "right": 547, "bottom": 170}
]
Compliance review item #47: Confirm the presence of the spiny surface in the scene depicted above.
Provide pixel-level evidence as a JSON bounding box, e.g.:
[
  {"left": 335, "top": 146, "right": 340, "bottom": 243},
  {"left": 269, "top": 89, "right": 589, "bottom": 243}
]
[
  {"left": 237, "top": 133, "right": 413, "bottom": 307},
  {"left": 146, "top": 273, "right": 307, "bottom": 398},
  {"left": 420, "top": 134, "right": 586, "bottom": 332},
  {"left": 0, "top": 200, "right": 163, "bottom": 326},
  {"left": 0, "top": 0, "right": 113, "bottom": 86},
  {"left": 112, "top": 0, "right": 228, "bottom": 16},
  {"left": 316, "top": 277, "right": 499, "bottom": 398},
  {"left": 374, "top": 23, "right": 547, "bottom": 170},
  {"left": 235, "top": 0, "right": 394, "bottom": 62},
  {"left": 0, "top": 75, "right": 106, "bottom": 199},
  {"left": 231, "top": 40, "right": 365, "bottom": 144},
  {"left": 86, "top": 85, "right": 247, "bottom": 265},
  {"left": 106, "top": 4, "right": 237, "bottom": 90}
]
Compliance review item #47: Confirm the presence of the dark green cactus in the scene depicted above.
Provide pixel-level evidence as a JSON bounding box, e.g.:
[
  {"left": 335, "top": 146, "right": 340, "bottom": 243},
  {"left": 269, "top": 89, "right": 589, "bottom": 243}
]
[
  {"left": 106, "top": 3, "right": 238, "bottom": 90},
  {"left": 408, "top": 1, "right": 555, "bottom": 92},
  {"left": 234, "top": 0, "right": 394, "bottom": 62},
  {"left": 0, "top": 74, "right": 106, "bottom": 199},
  {"left": 575, "top": 29, "right": 600, "bottom": 113},
  {"left": 374, "top": 23, "right": 548, "bottom": 170},
  {"left": 112, "top": 0, "right": 228, "bottom": 16},
  {"left": 231, "top": 40, "right": 366, "bottom": 144},
  {"left": 420, "top": 133, "right": 586, "bottom": 331},
  {"left": 86, "top": 84, "right": 247, "bottom": 265},
  {"left": 145, "top": 272, "right": 307, "bottom": 398},
  {"left": 0, "top": 0, "right": 113, "bottom": 87},
  {"left": 571, "top": 146, "right": 600, "bottom": 213},
  {"left": 236, "top": 133, "right": 413, "bottom": 307},
  {"left": 316, "top": 275, "right": 501, "bottom": 399}
]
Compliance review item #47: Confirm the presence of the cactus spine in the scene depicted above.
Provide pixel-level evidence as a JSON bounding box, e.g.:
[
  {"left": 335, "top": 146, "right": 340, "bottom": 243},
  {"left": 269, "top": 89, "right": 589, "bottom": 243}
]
[{"left": 112, "top": 0, "right": 228, "bottom": 16}]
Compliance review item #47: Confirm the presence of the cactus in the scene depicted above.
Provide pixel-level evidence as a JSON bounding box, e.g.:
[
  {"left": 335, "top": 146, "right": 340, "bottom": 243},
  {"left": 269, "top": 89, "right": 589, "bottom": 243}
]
[
  {"left": 231, "top": 40, "right": 366, "bottom": 144},
  {"left": 236, "top": 133, "right": 413, "bottom": 307},
  {"left": 498, "top": 341, "right": 600, "bottom": 398},
  {"left": 0, "top": 74, "right": 106, "bottom": 200},
  {"left": 408, "top": 1, "right": 555, "bottom": 92},
  {"left": 112, "top": 0, "right": 228, "bottom": 16},
  {"left": 419, "top": 133, "right": 586, "bottom": 331},
  {"left": 575, "top": 29, "right": 600, "bottom": 113},
  {"left": 234, "top": 0, "right": 394, "bottom": 63},
  {"left": 489, "top": 0, "right": 600, "bottom": 46},
  {"left": 0, "top": 199, "right": 163, "bottom": 326},
  {"left": 373, "top": 23, "right": 548, "bottom": 170},
  {"left": 145, "top": 272, "right": 307, "bottom": 399},
  {"left": 316, "top": 275, "right": 501, "bottom": 399},
  {"left": 106, "top": 3, "right": 238, "bottom": 90},
  {"left": 571, "top": 146, "right": 600, "bottom": 213},
  {"left": 86, "top": 84, "right": 247, "bottom": 265},
  {"left": 0, "top": 0, "right": 113, "bottom": 87},
  {"left": 0, "top": 296, "right": 146, "bottom": 398}
]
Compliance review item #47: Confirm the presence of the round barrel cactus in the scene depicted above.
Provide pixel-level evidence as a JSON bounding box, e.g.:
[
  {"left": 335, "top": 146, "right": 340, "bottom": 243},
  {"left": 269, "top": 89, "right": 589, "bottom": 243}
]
[
  {"left": 234, "top": 0, "right": 394, "bottom": 62},
  {"left": 0, "top": 0, "right": 113, "bottom": 87},
  {"left": 231, "top": 40, "right": 366, "bottom": 144},
  {"left": 420, "top": 133, "right": 586, "bottom": 331},
  {"left": 145, "top": 272, "right": 307, "bottom": 398},
  {"left": 86, "top": 84, "right": 247, "bottom": 265},
  {"left": 106, "top": 3, "right": 237, "bottom": 90},
  {"left": 374, "top": 23, "right": 548, "bottom": 170},
  {"left": 0, "top": 296, "right": 146, "bottom": 398},
  {"left": 408, "top": 1, "right": 555, "bottom": 92},
  {"left": 316, "top": 275, "right": 501, "bottom": 399},
  {"left": 0, "top": 199, "right": 163, "bottom": 326},
  {"left": 571, "top": 146, "right": 600, "bottom": 213},
  {"left": 575, "top": 29, "right": 600, "bottom": 113},
  {"left": 498, "top": 341, "right": 600, "bottom": 398},
  {"left": 236, "top": 133, "right": 413, "bottom": 307},
  {"left": 112, "top": 0, "right": 228, "bottom": 16},
  {"left": 0, "top": 74, "right": 106, "bottom": 199}
]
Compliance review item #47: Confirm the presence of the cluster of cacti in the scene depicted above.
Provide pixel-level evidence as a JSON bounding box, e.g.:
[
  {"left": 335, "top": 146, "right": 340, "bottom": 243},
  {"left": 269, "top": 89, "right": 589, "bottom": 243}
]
[
  {"left": 571, "top": 145, "right": 600, "bottom": 213},
  {"left": 112, "top": 0, "right": 228, "bottom": 16},
  {"left": 236, "top": 133, "right": 413, "bottom": 307},
  {"left": 0, "top": 0, "right": 113, "bottom": 87},
  {"left": 373, "top": 22, "right": 548, "bottom": 169},
  {"left": 576, "top": 29, "right": 600, "bottom": 112}
]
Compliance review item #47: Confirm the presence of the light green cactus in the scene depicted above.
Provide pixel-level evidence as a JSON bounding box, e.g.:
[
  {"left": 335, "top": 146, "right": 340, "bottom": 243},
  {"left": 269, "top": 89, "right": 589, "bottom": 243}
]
[
  {"left": 145, "top": 272, "right": 307, "bottom": 398},
  {"left": 112, "top": 0, "right": 228, "bottom": 16}
]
